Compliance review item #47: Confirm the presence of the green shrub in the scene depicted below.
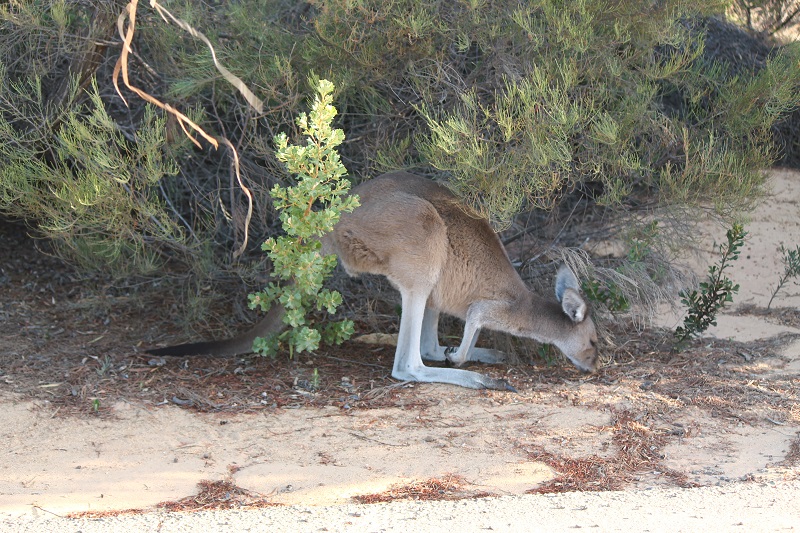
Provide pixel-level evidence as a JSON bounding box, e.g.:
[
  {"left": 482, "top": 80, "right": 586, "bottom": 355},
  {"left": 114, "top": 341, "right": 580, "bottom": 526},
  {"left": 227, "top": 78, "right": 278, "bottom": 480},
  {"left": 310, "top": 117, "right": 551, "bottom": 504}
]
[
  {"left": 583, "top": 278, "right": 631, "bottom": 314},
  {"left": 2, "top": 1, "right": 799, "bottom": 324},
  {"left": 0, "top": 1, "right": 199, "bottom": 276},
  {"left": 248, "top": 80, "right": 358, "bottom": 357},
  {"left": 674, "top": 223, "right": 747, "bottom": 346},
  {"left": 0, "top": 77, "right": 185, "bottom": 275},
  {"left": 767, "top": 244, "right": 800, "bottom": 308}
]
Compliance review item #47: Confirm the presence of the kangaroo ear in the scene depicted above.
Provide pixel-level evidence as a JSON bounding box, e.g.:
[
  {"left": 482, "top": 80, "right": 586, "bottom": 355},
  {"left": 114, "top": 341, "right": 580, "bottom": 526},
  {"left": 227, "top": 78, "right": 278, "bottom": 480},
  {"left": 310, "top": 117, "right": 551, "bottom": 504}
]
[
  {"left": 555, "top": 265, "right": 579, "bottom": 301},
  {"left": 555, "top": 266, "right": 587, "bottom": 323},
  {"left": 560, "top": 289, "right": 588, "bottom": 323}
]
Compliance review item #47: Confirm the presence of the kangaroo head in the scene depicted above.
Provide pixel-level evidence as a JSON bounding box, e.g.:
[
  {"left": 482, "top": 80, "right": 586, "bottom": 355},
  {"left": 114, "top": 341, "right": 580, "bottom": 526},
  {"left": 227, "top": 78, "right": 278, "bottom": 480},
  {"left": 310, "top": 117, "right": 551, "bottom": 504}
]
[{"left": 553, "top": 265, "right": 598, "bottom": 372}]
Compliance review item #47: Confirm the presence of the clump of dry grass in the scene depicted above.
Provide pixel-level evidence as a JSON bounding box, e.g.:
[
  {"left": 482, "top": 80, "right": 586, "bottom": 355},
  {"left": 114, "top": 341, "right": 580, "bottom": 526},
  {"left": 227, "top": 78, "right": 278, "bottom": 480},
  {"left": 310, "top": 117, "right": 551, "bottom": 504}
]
[
  {"left": 352, "top": 473, "right": 494, "bottom": 504},
  {"left": 66, "top": 479, "right": 278, "bottom": 518},
  {"left": 528, "top": 411, "right": 695, "bottom": 494},
  {"left": 156, "top": 479, "right": 278, "bottom": 512}
]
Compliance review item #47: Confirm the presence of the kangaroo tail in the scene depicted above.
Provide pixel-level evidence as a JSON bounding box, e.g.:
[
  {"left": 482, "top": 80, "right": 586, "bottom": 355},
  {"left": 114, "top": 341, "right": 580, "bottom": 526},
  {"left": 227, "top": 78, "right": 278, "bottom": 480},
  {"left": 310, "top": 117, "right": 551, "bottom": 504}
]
[{"left": 146, "top": 303, "right": 287, "bottom": 357}]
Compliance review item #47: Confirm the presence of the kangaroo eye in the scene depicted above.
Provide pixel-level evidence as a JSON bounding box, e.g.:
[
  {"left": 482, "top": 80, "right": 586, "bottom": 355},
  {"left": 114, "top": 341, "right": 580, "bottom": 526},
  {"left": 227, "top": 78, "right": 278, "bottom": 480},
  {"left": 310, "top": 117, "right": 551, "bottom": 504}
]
[{"left": 590, "top": 339, "right": 597, "bottom": 348}]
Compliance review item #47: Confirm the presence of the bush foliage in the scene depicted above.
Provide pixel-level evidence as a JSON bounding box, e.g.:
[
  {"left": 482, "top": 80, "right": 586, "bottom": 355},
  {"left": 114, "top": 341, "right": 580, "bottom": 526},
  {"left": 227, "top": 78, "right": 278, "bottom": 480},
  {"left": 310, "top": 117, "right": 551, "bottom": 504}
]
[
  {"left": 249, "top": 79, "right": 357, "bottom": 357},
  {"left": 674, "top": 223, "right": 747, "bottom": 346},
  {"left": 1, "top": 0, "right": 800, "bottom": 320}
]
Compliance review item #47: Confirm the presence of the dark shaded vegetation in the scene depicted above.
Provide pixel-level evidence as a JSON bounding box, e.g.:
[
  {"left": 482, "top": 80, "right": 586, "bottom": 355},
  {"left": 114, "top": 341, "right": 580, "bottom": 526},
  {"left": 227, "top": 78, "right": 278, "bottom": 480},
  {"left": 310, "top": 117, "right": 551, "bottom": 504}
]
[{"left": 1, "top": 1, "right": 799, "bottom": 331}]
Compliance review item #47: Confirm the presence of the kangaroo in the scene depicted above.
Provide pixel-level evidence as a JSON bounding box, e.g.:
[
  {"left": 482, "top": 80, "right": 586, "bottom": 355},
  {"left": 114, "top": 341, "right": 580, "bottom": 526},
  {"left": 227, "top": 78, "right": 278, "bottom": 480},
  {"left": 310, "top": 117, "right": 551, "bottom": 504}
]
[{"left": 148, "top": 171, "right": 599, "bottom": 391}]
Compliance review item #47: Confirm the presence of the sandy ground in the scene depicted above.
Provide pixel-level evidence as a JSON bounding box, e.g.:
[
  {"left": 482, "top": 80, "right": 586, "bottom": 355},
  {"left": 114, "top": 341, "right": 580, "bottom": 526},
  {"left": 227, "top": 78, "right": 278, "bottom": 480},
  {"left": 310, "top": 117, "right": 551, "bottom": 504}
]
[
  {"left": 1, "top": 169, "right": 799, "bottom": 528},
  {"left": 8, "top": 481, "right": 800, "bottom": 532}
]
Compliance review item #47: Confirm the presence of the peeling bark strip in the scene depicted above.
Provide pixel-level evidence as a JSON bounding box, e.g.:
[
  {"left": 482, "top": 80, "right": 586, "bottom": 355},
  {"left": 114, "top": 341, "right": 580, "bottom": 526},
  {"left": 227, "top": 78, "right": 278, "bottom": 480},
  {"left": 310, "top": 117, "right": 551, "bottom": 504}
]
[{"left": 113, "top": 0, "right": 260, "bottom": 258}]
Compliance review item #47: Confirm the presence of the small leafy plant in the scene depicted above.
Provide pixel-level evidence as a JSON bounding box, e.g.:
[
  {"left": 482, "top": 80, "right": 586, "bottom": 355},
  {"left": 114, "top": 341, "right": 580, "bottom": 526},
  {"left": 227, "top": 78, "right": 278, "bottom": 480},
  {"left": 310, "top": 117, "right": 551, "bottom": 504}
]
[
  {"left": 767, "top": 244, "right": 800, "bottom": 309},
  {"left": 674, "top": 223, "right": 747, "bottom": 347},
  {"left": 536, "top": 343, "right": 559, "bottom": 367},
  {"left": 582, "top": 221, "right": 660, "bottom": 314},
  {"left": 582, "top": 278, "right": 630, "bottom": 313},
  {"left": 248, "top": 80, "right": 359, "bottom": 357}
]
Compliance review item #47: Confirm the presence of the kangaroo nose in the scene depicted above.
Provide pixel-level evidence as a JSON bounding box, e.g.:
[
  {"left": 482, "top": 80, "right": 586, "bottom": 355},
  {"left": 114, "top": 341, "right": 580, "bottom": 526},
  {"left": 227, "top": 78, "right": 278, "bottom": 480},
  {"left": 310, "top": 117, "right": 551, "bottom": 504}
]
[{"left": 582, "top": 350, "right": 599, "bottom": 372}]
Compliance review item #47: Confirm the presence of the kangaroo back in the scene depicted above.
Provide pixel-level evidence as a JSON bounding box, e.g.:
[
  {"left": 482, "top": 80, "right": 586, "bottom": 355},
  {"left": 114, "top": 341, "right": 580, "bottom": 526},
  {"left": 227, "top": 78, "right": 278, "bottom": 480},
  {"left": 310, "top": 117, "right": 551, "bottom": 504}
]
[
  {"left": 323, "top": 174, "right": 450, "bottom": 290},
  {"left": 338, "top": 172, "right": 526, "bottom": 319}
]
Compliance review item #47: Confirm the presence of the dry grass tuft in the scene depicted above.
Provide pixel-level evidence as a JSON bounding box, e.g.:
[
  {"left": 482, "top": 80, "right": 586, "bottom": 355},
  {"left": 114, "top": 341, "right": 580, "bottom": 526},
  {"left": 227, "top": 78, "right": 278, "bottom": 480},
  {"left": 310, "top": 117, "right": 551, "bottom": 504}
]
[
  {"left": 352, "top": 473, "right": 494, "bottom": 504},
  {"left": 528, "top": 412, "right": 695, "bottom": 494},
  {"left": 66, "top": 479, "right": 278, "bottom": 518},
  {"left": 156, "top": 479, "right": 278, "bottom": 512}
]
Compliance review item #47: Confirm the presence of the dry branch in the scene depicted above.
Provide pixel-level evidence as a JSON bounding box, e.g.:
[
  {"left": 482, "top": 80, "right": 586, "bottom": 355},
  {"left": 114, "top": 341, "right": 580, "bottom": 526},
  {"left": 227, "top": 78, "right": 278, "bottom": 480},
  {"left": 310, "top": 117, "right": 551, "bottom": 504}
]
[{"left": 112, "top": 0, "right": 260, "bottom": 258}]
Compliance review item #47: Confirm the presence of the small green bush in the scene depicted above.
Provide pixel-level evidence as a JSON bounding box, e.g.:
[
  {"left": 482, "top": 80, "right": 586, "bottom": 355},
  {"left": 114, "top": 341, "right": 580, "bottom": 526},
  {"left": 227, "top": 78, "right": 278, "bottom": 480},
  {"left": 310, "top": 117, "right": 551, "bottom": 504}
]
[
  {"left": 674, "top": 223, "right": 747, "bottom": 346},
  {"left": 767, "top": 244, "right": 800, "bottom": 308},
  {"left": 583, "top": 278, "right": 631, "bottom": 314},
  {"left": 248, "top": 80, "right": 358, "bottom": 357}
]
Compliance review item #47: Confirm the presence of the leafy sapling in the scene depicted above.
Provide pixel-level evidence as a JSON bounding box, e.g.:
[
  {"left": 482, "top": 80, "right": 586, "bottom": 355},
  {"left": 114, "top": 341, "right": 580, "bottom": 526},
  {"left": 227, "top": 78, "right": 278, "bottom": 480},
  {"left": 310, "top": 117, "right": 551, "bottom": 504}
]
[
  {"left": 248, "top": 80, "right": 359, "bottom": 357},
  {"left": 582, "top": 278, "right": 630, "bottom": 313},
  {"left": 767, "top": 244, "right": 800, "bottom": 309},
  {"left": 581, "top": 221, "right": 660, "bottom": 314},
  {"left": 674, "top": 223, "right": 747, "bottom": 347}
]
